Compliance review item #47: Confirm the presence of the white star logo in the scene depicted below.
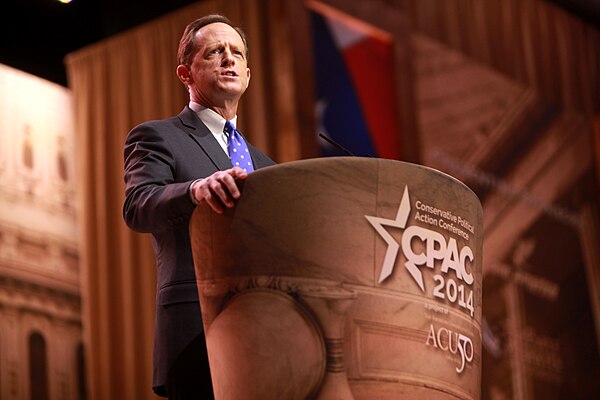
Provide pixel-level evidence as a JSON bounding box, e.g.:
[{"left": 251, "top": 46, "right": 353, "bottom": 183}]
[{"left": 365, "top": 186, "right": 424, "bottom": 289}]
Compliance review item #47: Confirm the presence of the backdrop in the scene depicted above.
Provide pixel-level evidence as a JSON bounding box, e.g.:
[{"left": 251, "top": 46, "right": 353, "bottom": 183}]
[{"left": 65, "top": 0, "right": 600, "bottom": 399}]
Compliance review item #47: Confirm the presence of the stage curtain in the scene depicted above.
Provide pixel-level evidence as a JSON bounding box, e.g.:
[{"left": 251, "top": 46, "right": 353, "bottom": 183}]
[{"left": 65, "top": 1, "right": 310, "bottom": 398}]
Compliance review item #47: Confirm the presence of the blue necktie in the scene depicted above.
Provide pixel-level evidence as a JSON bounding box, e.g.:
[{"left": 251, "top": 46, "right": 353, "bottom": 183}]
[{"left": 224, "top": 120, "right": 254, "bottom": 172}]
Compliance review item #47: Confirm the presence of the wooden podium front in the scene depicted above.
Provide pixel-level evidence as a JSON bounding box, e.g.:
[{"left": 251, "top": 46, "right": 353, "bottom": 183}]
[{"left": 190, "top": 157, "right": 482, "bottom": 400}]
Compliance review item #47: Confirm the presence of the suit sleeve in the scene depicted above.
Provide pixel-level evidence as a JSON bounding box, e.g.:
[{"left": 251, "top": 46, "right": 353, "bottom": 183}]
[{"left": 123, "top": 123, "right": 196, "bottom": 233}]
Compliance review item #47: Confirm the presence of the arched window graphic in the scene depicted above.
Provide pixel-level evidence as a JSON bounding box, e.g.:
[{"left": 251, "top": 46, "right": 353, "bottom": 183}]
[
  {"left": 57, "top": 136, "right": 69, "bottom": 183},
  {"left": 76, "top": 343, "right": 87, "bottom": 400},
  {"left": 29, "top": 331, "right": 48, "bottom": 400},
  {"left": 57, "top": 151, "right": 68, "bottom": 182},
  {"left": 23, "top": 125, "right": 34, "bottom": 170}
]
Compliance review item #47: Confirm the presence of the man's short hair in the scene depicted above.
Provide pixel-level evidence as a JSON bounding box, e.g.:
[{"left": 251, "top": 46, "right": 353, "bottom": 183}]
[{"left": 177, "top": 14, "right": 249, "bottom": 66}]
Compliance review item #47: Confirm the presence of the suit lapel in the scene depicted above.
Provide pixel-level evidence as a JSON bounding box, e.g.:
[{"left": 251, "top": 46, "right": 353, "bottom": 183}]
[{"left": 178, "top": 107, "right": 232, "bottom": 171}]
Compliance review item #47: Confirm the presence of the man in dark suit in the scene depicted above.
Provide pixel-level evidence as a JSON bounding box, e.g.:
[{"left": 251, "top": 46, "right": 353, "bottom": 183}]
[{"left": 123, "top": 14, "right": 274, "bottom": 399}]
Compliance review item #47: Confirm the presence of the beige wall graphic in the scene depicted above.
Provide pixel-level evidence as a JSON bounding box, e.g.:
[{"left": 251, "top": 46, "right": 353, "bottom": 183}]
[{"left": 0, "top": 64, "right": 84, "bottom": 400}]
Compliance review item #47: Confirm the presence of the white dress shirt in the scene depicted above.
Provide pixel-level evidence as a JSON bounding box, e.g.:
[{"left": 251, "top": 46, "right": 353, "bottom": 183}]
[{"left": 189, "top": 101, "right": 237, "bottom": 155}]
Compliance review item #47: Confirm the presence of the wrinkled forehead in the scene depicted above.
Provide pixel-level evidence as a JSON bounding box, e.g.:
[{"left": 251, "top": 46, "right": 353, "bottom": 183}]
[{"left": 195, "top": 22, "right": 245, "bottom": 48}]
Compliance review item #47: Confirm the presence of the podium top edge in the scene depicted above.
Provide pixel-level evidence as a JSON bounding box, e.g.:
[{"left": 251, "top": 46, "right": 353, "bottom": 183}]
[{"left": 251, "top": 157, "right": 481, "bottom": 202}]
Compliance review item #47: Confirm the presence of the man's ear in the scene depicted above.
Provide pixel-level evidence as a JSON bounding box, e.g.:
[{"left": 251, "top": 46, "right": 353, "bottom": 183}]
[
  {"left": 246, "top": 68, "right": 251, "bottom": 89},
  {"left": 176, "top": 65, "right": 192, "bottom": 85}
]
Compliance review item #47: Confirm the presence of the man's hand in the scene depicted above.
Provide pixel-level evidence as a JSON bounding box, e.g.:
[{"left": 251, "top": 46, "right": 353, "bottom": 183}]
[{"left": 191, "top": 167, "right": 249, "bottom": 214}]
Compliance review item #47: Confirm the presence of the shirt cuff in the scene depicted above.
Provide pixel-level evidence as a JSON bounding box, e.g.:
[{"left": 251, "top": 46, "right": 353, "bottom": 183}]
[{"left": 188, "top": 179, "right": 203, "bottom": 205}]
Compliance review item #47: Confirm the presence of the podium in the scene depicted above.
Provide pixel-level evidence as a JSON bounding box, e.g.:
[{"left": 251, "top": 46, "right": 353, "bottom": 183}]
[{"left": 190, "top": 157, "right": 482, "bottom": 400}]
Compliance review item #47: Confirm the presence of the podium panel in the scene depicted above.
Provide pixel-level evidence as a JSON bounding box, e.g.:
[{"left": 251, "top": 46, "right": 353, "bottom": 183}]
[{"left": 190, "top": 157, "right": 483, "bottom": 399}]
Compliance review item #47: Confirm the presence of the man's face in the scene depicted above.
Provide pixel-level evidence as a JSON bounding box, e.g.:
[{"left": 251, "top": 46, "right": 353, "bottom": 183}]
[{"left": 185, "top": 22, "right": 250, "bottom": 107}]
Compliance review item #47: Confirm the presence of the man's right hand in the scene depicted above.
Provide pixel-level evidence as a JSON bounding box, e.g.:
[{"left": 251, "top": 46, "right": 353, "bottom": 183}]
[{"left": 190, "top": 167, "right": 249, "bottom": 214}]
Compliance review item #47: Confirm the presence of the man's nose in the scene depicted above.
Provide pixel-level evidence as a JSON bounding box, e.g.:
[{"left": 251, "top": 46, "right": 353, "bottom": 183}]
[{"left": 221, "top": 48, "right": 235, "bottom": 65}]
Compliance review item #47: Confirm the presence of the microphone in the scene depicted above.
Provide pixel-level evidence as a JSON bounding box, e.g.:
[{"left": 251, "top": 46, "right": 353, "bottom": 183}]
[
  {"left": 318, "top": 133, "right": 356, "bottom": 156},
  {"left": 318, "top": 133, "right": 373, "bottom": 158}
]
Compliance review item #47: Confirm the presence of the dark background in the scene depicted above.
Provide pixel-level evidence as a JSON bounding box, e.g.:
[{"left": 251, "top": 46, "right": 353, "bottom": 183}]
[{"left": 0, "top": 0, "right": 198, "bottom": 86}]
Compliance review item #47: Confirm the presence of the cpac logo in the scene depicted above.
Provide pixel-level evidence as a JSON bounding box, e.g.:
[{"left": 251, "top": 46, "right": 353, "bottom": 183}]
[{"left": 365, "top": 186, "right": 474, "bottom": 291}]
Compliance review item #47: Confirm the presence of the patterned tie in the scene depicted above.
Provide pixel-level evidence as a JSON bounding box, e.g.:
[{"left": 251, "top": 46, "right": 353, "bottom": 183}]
[{"left": 224, "top": 120, "right": 254, "bottom": 172}]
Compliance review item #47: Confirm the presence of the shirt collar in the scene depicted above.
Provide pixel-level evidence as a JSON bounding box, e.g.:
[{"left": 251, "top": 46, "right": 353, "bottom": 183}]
[{"left": 189, "top": 101, "right": 238, "bottom": 134}]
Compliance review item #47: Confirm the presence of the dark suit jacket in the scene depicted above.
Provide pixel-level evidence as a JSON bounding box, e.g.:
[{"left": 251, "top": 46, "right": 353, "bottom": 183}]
[{"left": 123, "top": 106, "right": 275, "bottom": 395}]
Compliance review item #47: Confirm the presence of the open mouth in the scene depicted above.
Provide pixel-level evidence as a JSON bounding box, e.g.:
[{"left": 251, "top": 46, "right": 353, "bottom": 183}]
[{"left": 222, "top": 70, "right": 238, "bottom": 77}]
